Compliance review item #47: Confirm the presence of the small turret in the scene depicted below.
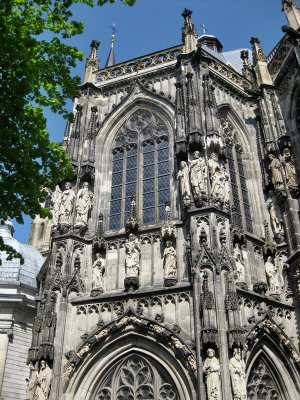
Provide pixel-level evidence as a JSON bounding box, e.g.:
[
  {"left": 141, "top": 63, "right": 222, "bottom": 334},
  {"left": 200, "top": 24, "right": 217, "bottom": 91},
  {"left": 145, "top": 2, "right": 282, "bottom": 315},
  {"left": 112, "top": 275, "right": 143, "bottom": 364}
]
[
  {"left": 282, "top": 0, "right": 300, "bottom": 30},
  {"left": 250, "top": 37, "right": 273, "bottom": 87},
  {"left": 181, "top": 8, "right": 198, "bottom": 53},
  {"left": 84, "top": 40, "right": 100, "bottom": 84}
]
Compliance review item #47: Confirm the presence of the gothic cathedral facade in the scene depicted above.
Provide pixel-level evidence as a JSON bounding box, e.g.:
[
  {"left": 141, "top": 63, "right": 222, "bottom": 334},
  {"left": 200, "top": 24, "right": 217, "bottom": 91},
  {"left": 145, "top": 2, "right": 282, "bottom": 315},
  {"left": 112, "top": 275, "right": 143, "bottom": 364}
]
[{"left": 27, "top": 2, "right": 300, "bottom": 400}]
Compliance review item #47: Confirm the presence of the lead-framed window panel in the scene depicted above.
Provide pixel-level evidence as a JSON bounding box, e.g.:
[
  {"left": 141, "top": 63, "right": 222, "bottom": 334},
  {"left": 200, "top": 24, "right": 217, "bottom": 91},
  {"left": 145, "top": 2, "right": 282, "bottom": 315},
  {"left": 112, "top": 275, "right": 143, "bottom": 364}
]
[{"left": 226, "top": 144, "right": 253, "bottom": 232}]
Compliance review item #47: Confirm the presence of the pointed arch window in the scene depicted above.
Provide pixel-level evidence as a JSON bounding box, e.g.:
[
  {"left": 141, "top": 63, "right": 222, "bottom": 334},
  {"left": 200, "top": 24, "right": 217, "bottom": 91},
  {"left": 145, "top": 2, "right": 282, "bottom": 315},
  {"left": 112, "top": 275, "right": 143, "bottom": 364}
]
[
  {"left": 221, "top": 117, "right": 253, "bottom": 233},
  {"left": 109, "top": 110, "right": 170, "bottom": 230},
  {"left": 247, "top": 358, "right": 282, "bottom": 400},
  {"left": 97, "top": 354, "right": 179, "bottom": 400}
]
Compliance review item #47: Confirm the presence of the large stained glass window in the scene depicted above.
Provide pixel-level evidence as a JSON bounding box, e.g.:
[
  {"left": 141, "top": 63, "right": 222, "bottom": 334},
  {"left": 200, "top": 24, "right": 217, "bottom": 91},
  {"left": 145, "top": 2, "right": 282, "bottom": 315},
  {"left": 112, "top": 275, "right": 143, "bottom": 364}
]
[{"left": 109, "top": 110, "right": 170, "bottom": 230}]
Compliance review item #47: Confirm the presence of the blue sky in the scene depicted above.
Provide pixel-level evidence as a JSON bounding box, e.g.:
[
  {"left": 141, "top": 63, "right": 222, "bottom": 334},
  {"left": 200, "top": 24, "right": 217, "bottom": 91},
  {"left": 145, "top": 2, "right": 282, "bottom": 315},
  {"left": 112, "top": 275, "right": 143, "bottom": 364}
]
[{"left": 14, "top": 0, "right": 288, "bottom": 244}]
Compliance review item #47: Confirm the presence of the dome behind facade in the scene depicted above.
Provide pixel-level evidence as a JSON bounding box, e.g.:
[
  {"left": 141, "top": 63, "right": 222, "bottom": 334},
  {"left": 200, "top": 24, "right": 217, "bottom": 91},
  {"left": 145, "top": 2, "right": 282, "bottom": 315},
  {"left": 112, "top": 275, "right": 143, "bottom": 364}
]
[{"left": 0, "top": 223, "right": 43, "bottom": 287}]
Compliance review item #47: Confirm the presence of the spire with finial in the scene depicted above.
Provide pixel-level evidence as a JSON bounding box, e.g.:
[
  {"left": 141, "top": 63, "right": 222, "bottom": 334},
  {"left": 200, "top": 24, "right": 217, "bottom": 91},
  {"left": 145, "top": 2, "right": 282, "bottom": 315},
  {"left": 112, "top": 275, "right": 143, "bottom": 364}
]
[
  {"left": 282, "top": 0, "right": 300, "bottom": 30},
  {"left": 84, "top": 40, "right": 100, "bottom": 84},
  {"left": 105, "top": 24, "right": 117, "bottom": 67},
  {"left": 250, "top": 37, "right": 273, "bottom": 87},
  {"left": 181, "top": 9, "right": 198, "bottom": 53}
]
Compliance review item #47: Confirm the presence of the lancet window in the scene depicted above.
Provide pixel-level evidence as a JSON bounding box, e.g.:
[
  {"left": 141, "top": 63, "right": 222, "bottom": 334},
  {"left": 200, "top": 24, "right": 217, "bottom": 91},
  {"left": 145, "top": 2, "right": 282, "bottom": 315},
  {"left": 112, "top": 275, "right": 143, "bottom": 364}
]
[
  {"left": 247, "top": 358, "right": 281, "bottom": 400},
  {"left": 97, "top": 354, "right": 179, "bottom": 400},
  {"left": 109, "top": 110, "right": 170, "bottom": 230},
  {"left": 221, "top": 117, "right": 253, "bottom": 233}
]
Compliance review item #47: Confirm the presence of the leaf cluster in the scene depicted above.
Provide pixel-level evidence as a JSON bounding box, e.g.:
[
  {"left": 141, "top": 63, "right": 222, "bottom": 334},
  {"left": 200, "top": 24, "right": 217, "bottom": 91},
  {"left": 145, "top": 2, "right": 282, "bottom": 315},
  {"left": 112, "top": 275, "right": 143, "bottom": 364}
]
[{"left": 0, "top": 0, "right": 134, "bottom": 260}]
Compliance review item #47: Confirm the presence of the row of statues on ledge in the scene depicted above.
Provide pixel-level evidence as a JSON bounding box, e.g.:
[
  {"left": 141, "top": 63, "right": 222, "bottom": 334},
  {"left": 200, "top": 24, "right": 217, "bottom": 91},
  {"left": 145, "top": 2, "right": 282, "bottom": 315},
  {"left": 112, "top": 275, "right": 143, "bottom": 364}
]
[
  {"left": 52, "top": 181, "right": 93, "bottom": 230},
  {"left": 234, "top": 243, "right": 282, "bottom": 296},
  {"left": 268, "top": 147, "right": 297, "bottom": 194},
  {"left": 204, "top": 348, "right": 247, "bottom": 400},
  {"left": 177, "top": 151, "right": 230, "bottom": 208},
  {"left": 91, "top": 234, "right": 177, "bottom": 292}
]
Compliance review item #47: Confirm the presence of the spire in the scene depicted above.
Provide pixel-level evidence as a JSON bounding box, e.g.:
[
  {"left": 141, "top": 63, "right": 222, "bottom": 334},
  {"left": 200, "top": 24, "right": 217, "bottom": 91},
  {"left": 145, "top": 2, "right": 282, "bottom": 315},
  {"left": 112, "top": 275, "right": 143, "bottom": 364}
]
[
  {"left": 84, "top": 40, "right": 100, "bottom": 84},
  {"left": 181, "top": 9, "right": 198, "bottom": 53},
  {"left": 282, "top": 0, "right": 300, "bottom": 30},
  {"left": 105, "top": 30, "right": 116, "bottom": 67},
  {"left": 250, "top": 37, "right": 273, "bottom": 87}
]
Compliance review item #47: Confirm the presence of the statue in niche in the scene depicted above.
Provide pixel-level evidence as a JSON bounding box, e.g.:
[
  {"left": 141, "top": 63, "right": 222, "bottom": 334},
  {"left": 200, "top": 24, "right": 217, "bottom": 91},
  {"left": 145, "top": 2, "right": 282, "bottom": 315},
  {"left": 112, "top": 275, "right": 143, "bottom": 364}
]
[
  {"left": 75, "top": 182, "right": 93, "bottom": 228},
  {"left": 92, "top": 253, "right": 105, "bottom": 290},
  {"left": 33, "top": 360, "right": 52, "bottom": 400},
  {"left": 233, "top": 243, "right": 245, "bottom": 283},
  {"left": 189, "top": 151, "right": 207, "bottom": 199},
  {"left": 208, "top": 152, "right": 225, "bottom": 199},
  {"left": 58, "top": 182, "right": 76, "bottom": 226},
  {"left": 223, "top": 171, "right": 231, "bottom": 207},
  {"left": 268, "top": 154, "right": 285, "bottom": 192},
  {"left": 51, "top": 185, "right": 62, "bottom": 227},
  {"left": 265, "top": 256, "right": 281, "bottom": 295},
  {"left": 26, "top": 363, "right": 37, "bottom": 400},
  {"left": 63, "top": 363, "right": 75, "bottom": 381},
  {"left": 177, "top": 161, "right": 192, "bottom": 206},
  {"left": 203, "top": 348, "right": 221, "bottom": 400},
  {"left": 125, "top": 233, "right": 141, "bottom": 278},
  {"left": 163, "top": 241, "right": 177, "bottom": 279},
  {"left": 229, "top": 348, "right": 247, "bottom": 400},
  {"left": 282, "top": 147, "right": 297, "bottom": 189},
  {"left": 267, "top": 198, "right": 284, "bottom": 238}
]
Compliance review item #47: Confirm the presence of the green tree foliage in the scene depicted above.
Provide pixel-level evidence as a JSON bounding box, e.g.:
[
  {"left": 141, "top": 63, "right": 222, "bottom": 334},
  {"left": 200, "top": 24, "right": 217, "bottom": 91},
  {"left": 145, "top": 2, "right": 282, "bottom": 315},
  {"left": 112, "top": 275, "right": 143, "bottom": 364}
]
[{"left": 0, "top": 0, "right": 134, "bottom": 260}]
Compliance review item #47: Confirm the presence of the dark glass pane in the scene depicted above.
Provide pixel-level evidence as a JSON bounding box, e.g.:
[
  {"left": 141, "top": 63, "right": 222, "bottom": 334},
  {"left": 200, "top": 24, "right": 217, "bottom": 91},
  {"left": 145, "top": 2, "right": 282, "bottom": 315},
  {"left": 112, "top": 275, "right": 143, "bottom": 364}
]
[
  {"left": 110, "top": 216, "right": 120, "bottom": 230},
  {"left": 111, "top": 186, "right": 122, "bottom": 200},
  {"left": 159, "top": 205, "right": 165, "bottom": 220},
  {"left": 158, "top": 189, "right": 169, "bottom": 205},
  {"left": 143, "top": 192, "right": 155, "bottom": 208},
  {"left": 143, "top": 208, "right": 155, "bottom": 224},
  {"left": 112, "top": 159, "right": 123, "bottom": 172},
  {"left": 143, "top": 151, "right": 154, "bottom": 165},
  {"left": 113, "top": 150, "right": 124, "bottom": 160},
  {"left": 143, "top": 142, "right": 155, "bottom": 152},
  {"left": 110, "top": 200, "right": 121, "bottom": 215},
  {"left": 127, "top": 146, "right": 137, "bottom": 156},
  {"left": 143, "top": 178, "right": 154, "bottom": 193},
  {"left": 125, "top": 197, "right": 131, "bottom": 214},
  {"left": 112, "top": 172, "right": 122, "bottom": 186},
  {"left": 157, "top": 140, "right": 168, "bottom": 150},
  {"left": 158, "top": 175, "right": 169, "bottom": 190},
  {"left": 144, "top": 165, "right": 154, "bottom": 179},
  {"left": 158, "top": 148, "right": 168, "bottom": 162},
  {"left": 126, "top": 182, "right": 136, "bottom": 197},
  {"left": 158, "top": 161, "right": 169, "bottom": 175},
  {"left": 127, "top": 156, "right": 137, "bottom": 169},
  {"left": 126, "top": 169, "right": 137, "bottom": 183}
]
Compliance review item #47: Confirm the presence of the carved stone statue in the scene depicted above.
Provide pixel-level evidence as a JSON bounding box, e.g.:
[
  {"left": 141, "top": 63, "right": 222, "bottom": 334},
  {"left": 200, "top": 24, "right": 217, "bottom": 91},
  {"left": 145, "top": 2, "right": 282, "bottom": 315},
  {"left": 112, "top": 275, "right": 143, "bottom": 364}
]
[
  {"left": 63, "top": 362, "right": 75, "bottom": 381},
  {"left": 92, "top": 253, "right": 105, "bottom": 289},
  {"left": 282, "top": 147, "right": 297, "bottom": 188},
  {"left": 208, "top": 153, "right": 225, "bottom": 199},
  {"left": 268, "top": 154, "right": 285, "bottom": 192},
  {"left": 26, "top": 363, "right": 37, "bottom": 400},
  {"left": 34, "top": 360, "right": 52, "bottom": 400},
  {"left": 223, "top": 172, "right": 231, "bottom": 206},
  {"left": 177, "top": 160, "right": 191, "bottom": 206},
  {"left": 163, "top": 241, "right": 177, "bottom": 279},
  {"left": 75, "top": 182, "right": 93, "bottom": 228},
  {"left": 77, "top": 343, "right": 91, "bottom": 358},
  {"left": 267, "top": 199, "right": 284, "bottom": 238},
  {"left": 125, "top": 234, "right": 141, "bottom": 278},
  {"left": 203, "top": 348, "right": 221, "bottom": 400},
  {"left": 229, "top": 348, "right": 247, "bottom": 400},
  {"left": 59, "top": 182, "right": 76, "bottom": 226},
  {"left": 189, "top": 151, "right": 207, "bottom": 198},
  {"left": 51, "top": 185, "right": 62, "bottom": 227},
  {"left": 265, "top": 256, "right": 281, "bottom": 295},
  {"left": 233, "top": 243, "right": 245, "bottom": 283}
]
